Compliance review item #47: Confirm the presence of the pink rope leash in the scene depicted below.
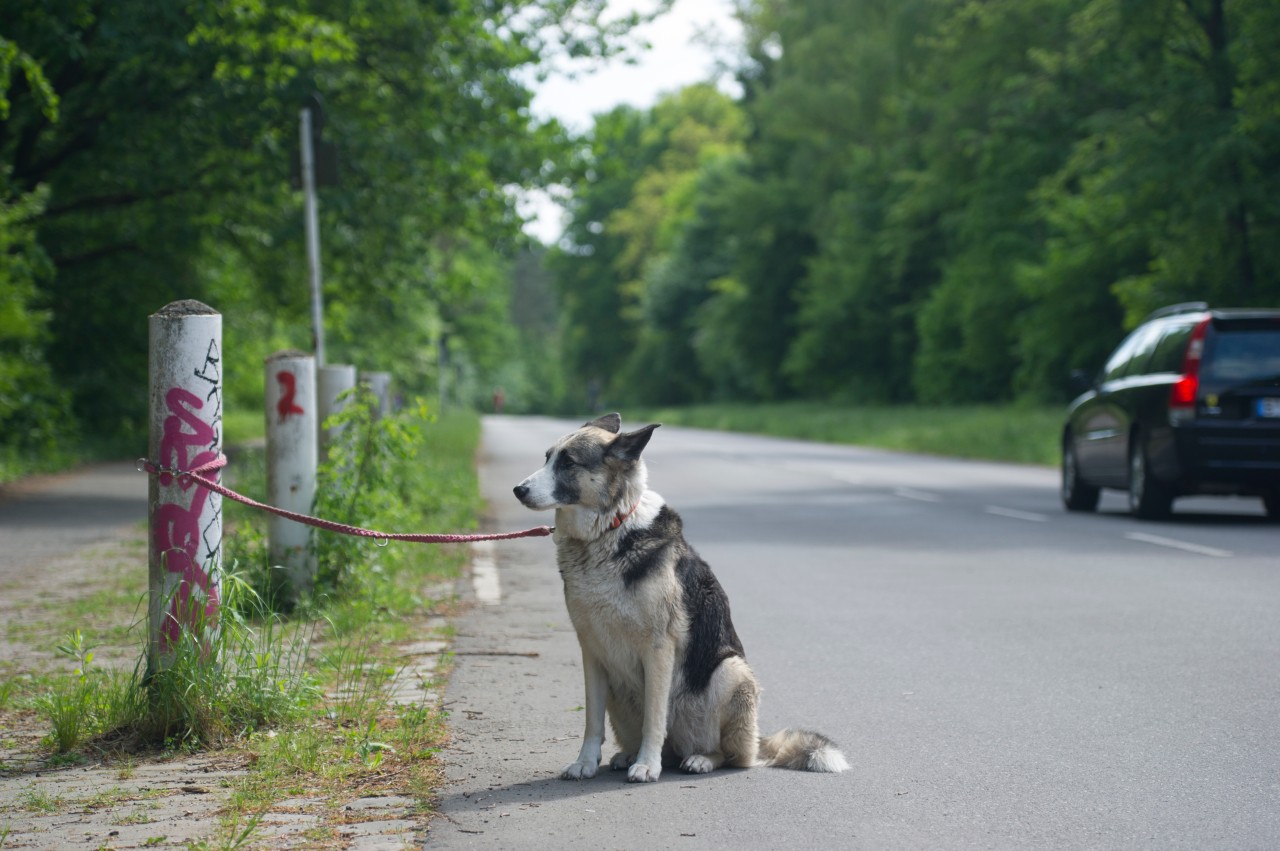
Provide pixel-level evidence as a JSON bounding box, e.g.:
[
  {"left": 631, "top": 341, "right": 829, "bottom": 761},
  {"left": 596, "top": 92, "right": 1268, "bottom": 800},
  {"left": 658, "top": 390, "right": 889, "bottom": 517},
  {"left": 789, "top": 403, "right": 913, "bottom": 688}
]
[{"left": 139, "top": 455, "right": 553, "bottom": 544}]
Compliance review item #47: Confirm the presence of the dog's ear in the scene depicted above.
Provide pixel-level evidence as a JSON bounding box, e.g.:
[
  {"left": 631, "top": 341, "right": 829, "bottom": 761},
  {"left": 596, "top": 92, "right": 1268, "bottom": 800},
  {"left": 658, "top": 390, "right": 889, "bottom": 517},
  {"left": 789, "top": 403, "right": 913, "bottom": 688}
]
[
  {"left": 584, "top": 412, "right": 622, "bottom": 434},
  {"left": 607, "top": 423, "right": 660, "bottom": 462}
]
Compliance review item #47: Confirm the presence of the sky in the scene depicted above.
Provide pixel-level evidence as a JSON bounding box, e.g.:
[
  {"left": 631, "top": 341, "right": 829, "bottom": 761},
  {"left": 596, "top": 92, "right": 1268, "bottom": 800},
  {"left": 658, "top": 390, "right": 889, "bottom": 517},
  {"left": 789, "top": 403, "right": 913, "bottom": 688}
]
[{"left": 519, "top": 0, "right": 744, "bottom": 244}]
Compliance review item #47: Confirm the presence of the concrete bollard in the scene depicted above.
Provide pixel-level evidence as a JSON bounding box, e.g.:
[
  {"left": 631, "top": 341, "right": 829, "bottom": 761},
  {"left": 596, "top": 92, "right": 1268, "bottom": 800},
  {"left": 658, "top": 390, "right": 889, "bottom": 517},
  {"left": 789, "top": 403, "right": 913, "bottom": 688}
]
[
  {"left": 360, "top": 370, "right": 392, "bottom": 419},
  {"left": 265, "top": 351, "right": 318, "bottom": 601},
  {"left": 317, "top": 363, "right": 357, "bottom": 457},
  {"left": 147, "top": 300, "right": 223, "bottom": 676}
]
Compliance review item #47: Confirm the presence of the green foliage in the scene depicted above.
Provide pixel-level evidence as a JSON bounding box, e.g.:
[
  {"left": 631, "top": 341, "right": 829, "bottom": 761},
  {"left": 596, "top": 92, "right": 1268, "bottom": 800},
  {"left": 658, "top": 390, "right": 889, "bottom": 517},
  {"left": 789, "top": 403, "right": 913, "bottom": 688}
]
[
  {"left": 0, "top": 181, "right": 77, "bottom": 479},
  {"left": 545, "top": 0, "right": 1280, "bottom": 411},
  {"left": 36, "top": 630, "right": 137, "bottom": 753},
  {"left": 312, "top": 389, "right": 453, "bottom": 597},
  {"left": 546, "top": 87, "right": 749, "bottom": 408},
  {"left": 0, "top": 0, "right": 650, "bottom": 465},
  {"left": 0, "top": 34, "right": 58, "bottom": 122},
  {"left": 140, "top": 570, "right": 317, "bottom": 746}
]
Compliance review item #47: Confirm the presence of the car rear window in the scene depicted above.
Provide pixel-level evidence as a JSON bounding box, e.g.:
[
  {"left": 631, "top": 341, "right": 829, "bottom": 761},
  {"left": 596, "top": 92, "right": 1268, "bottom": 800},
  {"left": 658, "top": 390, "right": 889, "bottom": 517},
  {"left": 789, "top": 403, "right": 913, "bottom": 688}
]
[
  {"left": 1202, "top": 328, "right": 1280, "bottom": 382},
  {"left": 1103, "top": 324, "right": 1163, "bottom": 380},
  {"left": 1148, "top": 322, "right": 1196, "bottom": 374}
]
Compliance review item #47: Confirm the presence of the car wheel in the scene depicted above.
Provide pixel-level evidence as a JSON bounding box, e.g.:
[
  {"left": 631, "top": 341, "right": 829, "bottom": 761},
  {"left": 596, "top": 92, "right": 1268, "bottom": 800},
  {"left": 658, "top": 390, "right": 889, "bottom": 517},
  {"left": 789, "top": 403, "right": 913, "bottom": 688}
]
[
  {"left": 1061, "top": 440, "right": 1100, "bottom": 512},
  {"left": 1128, "top": 435, "right": 1173, "bottom": 520}
]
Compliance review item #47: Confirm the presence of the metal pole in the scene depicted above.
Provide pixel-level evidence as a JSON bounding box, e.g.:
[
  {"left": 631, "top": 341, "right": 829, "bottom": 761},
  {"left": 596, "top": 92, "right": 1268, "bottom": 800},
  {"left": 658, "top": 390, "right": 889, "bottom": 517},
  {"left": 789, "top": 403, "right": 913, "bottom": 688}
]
[
  {"left": 265, "top": 350, "right": 318, "bottom": 602},
  {"left": 301, "top": 107, "right": 325, "bottom": 366},
  {"left": 147, "top": 300, "right": 223, "bottom": 677},
  {"left": 317, "top": 363, "right": 357, "bottom": 458}
]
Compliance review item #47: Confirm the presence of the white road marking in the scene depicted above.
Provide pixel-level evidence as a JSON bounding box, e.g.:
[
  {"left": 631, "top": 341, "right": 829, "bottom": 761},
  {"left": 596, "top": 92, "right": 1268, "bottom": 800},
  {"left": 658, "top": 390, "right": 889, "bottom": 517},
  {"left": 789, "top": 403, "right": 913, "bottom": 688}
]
[
  {"left": 984, "top": 506, "right": 1049, "bottom": 522},
  {"left": 471, "top": 540, "right": 501, "bottom": 604},
  {"left": 894, "top": 488, "right": 941, "bottom": 503},
  {"left": 1125, "top": 532, "right": 1233, "bottom": 558}
]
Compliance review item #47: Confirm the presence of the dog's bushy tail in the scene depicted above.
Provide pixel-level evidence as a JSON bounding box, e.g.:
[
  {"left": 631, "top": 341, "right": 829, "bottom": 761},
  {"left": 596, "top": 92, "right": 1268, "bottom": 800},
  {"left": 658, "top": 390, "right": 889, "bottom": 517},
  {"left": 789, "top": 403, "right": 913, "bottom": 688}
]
[{"left": 758, "top": 729, "right": 849, "bottom": 773}]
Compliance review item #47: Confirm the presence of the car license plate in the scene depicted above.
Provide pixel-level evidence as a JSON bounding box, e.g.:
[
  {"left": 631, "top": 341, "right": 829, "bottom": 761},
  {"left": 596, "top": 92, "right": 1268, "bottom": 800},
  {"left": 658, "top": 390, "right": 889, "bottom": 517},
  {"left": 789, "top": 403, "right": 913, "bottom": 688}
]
[{"left": 1257, "top": 398, "right": 1280, "bottom": 418}]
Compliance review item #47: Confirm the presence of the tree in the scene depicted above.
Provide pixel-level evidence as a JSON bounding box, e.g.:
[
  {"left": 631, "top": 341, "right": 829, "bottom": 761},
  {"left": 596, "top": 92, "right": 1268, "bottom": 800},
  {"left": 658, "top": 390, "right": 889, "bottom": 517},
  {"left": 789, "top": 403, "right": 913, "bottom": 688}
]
[
  {"left": 545, "top": 104, "right": 654, "bottom": 409},
  {"left": 0, "top": 32, "right": 70, "bottom": 473},
  {"left": 0, "top": 0, "right": 658, "bottom": 455},
  {"left": 1015, "top": 0, "right": 1280, "bottom": 394},
  {"left": 539, "top": 0, "right": 1280, "bottom": 410},
  {"left": 908, "top": 0, "right": 1086, "bottom": 402}
]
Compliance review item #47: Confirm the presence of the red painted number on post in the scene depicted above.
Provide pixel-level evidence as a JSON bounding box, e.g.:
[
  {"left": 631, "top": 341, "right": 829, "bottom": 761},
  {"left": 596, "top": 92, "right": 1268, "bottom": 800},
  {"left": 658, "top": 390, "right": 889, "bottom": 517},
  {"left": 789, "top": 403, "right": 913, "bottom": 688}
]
[{"left": 276, "top": 371, "right": 304, "bottom": 423}]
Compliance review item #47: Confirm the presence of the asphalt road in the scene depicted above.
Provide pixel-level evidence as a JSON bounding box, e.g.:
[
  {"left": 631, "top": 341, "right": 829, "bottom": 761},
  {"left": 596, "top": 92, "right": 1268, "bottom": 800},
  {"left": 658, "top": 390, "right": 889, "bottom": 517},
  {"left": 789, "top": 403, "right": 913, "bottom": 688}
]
[
  {"left": 431, "top": 415, "right": 1279, "bottom": 850},
  {"left": 0, "top": 461, "right": 148, "bottom": 582}
]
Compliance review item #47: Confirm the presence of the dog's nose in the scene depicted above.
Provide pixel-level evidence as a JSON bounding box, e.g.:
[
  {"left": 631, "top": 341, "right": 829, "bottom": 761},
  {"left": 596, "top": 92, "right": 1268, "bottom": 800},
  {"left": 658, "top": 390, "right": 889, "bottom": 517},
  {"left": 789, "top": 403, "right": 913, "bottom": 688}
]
[{"left": 513, "top": 484, "right": 529, "bottom": 501}]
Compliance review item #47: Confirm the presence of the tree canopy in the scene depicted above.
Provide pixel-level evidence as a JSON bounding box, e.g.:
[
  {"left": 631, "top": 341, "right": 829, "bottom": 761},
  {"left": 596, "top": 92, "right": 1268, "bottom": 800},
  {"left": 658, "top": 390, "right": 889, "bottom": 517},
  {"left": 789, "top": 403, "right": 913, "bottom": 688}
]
[
  {"left": 5, "top": 0, "right": 1279, "bottom": 463},
  {"left": 543, "top": 0, "right": 1280, "bottom": 411},
  {"left": 0, "top": 0, "right": 660, "bottom": 468}
]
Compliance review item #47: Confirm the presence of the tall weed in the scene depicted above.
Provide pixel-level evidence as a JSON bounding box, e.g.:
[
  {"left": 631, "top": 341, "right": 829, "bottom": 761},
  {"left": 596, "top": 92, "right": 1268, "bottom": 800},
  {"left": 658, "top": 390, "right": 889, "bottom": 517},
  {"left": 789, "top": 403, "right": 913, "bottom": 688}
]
[
  {"left": 312, "top": 392, "right": 477, "bottom": 602},
  {"left": 140, "top": 570, "right": 317, "bottom": 746},
  {"left": 36, "top": 631, "right": 139, "bottom": 753}
]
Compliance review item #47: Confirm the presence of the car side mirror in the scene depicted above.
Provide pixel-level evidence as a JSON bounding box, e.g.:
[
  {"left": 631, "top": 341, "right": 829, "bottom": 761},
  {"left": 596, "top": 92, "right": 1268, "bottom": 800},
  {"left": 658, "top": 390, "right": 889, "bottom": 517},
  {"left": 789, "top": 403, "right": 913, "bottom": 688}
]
[{"left": 1068, "top": 369, "right": 1094, "bottom": 396}]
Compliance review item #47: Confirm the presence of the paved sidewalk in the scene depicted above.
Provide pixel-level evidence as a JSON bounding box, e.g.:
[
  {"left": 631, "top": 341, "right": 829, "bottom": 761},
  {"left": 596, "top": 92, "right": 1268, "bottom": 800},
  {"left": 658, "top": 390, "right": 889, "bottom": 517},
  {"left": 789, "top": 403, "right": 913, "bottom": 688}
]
[
  {"left": 0, "top": 463, "right": 446, "bottom": 849},
  {"left": 0, "top": 461, "right": 149, "bottom": 582}
]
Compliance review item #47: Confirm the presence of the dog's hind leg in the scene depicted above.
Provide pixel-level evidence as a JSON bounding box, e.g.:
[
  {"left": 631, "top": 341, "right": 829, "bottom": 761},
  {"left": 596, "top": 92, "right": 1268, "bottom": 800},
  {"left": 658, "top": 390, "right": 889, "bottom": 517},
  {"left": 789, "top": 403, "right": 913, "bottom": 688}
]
[
  {"left": 675, "top": 660, "right": 760, "bottom": 773},
  {"left": 563, "top": 651, "right": 609, "bottom": 780},
  {"left": 718, "top": 666, "right": 761, "bottom": 769},
  {"left": 680, "top": 751, "right": 726, "bottom": 774}
]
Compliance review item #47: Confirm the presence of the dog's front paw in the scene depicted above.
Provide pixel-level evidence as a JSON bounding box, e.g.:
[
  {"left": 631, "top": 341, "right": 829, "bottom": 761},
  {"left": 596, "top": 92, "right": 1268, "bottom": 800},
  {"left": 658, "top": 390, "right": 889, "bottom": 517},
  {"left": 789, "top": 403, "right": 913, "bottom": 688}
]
[
  {"left": 626, "top": 761, "right": 661, "bottom": 783},
  {"left": 561, "top": 759, "right": 599, "bottom": 780},
  {"left": 609, "top": 752, "right": 635, "bottom": 771},
  {"left": 680, "top": 754, "right": 715, "bottom": 774}
]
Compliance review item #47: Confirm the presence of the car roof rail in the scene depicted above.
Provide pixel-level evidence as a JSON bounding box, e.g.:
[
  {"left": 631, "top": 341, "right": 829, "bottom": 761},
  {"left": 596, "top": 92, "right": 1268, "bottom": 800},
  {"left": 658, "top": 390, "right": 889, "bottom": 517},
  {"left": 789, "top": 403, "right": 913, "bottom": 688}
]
[{"left": 1144, "top": 301, "right": 1209, "bottom": 321}]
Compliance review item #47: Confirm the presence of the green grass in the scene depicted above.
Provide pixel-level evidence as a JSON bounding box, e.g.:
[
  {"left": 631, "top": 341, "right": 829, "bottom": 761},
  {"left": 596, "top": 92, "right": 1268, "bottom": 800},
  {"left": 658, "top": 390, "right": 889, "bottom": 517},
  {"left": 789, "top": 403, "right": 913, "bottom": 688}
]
[
  {"left": 222, "top": 407, "right": 266, "bottom": 448},
  {"left": 635, "top": 401, "right": 1063, "bottom": 466},
  {"left": 5, "top": 400, "right": 480, "bottom": 847},
  {"left": 17, "top": 786, "right": 65, "bottom": 813}
]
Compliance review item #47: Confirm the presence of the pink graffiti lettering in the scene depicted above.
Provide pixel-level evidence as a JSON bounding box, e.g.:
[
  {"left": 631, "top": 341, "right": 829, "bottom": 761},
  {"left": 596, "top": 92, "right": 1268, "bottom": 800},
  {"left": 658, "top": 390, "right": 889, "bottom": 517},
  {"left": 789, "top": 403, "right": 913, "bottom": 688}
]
[
  {"left": 153, "top": 386, "right": 220, "bottom": 650},
  {"left": 276, "top": 371, "right": 304, "bottom": 423}
]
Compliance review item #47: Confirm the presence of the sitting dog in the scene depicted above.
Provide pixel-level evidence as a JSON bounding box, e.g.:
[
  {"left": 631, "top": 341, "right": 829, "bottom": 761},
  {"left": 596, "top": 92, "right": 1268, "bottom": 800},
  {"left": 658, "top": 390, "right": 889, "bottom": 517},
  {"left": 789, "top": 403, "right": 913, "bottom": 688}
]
[{"left": 514, "top": 413, "right": 848, "bottom": 783}]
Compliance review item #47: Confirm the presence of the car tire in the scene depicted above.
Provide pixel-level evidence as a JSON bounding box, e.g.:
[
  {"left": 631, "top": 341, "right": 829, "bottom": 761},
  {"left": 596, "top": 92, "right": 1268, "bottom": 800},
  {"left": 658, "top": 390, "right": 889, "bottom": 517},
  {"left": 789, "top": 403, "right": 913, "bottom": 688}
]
[
  {"left": 1061, "top": 440, "right": 1100, "bottom": 512},
  {"left": 1128, "top": 434, "right": 1173, "bottom": 520}
]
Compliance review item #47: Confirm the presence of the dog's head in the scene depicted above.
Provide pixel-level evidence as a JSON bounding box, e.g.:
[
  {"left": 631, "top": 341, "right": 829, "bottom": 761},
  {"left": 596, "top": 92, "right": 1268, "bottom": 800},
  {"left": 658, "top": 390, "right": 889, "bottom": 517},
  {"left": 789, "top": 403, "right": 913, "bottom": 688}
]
[{"left": 513, "top": 413, "right": 659, "bottom": 513}]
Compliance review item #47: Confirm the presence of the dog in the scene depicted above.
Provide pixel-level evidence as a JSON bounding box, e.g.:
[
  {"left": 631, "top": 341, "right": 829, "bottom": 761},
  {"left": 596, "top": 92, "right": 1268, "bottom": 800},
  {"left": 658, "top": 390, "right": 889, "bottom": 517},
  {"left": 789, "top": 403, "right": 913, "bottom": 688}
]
[{"left": 513, "top": 413, "right": 848, "bottom": 783}]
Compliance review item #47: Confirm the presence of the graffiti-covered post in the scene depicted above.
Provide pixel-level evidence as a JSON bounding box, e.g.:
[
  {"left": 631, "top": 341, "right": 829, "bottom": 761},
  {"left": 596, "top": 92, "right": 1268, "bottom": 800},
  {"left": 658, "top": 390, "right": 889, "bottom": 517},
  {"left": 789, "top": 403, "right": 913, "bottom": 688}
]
[
  {"left": 317, "top": 363, "right": 356, "bottom": 457},
  {"left": 266, "top": 351, "right": 318, "bottom": 601},
  {"left": 147, "top": 300, "right": 223, "bottom": 677}
]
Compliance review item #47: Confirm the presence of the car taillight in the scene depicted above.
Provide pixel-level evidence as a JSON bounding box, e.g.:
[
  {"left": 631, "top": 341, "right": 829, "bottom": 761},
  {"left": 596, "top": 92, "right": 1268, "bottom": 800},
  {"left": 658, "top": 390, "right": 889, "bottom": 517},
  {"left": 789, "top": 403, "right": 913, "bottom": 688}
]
[{"left": 1169, "top": 317, "right": 1211, "bottom": 424}]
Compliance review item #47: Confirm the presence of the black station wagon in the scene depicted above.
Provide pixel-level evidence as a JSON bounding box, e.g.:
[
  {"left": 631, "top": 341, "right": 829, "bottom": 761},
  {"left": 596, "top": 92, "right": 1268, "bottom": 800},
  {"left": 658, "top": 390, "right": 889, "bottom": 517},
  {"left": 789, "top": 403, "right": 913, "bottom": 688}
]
[{"left": 1062, "top": 303, "right": 1280, "bottom": 519}]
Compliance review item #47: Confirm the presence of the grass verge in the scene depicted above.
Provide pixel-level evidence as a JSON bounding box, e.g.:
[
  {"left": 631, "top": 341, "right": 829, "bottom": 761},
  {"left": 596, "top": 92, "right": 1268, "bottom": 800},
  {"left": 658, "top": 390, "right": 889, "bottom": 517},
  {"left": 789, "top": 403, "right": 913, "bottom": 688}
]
[
  {"left": 635, "top": 401, "right": 1063, "bottom": 466},
  {"left": 1, "top": 395, "right": 481, "bottom": 846}
]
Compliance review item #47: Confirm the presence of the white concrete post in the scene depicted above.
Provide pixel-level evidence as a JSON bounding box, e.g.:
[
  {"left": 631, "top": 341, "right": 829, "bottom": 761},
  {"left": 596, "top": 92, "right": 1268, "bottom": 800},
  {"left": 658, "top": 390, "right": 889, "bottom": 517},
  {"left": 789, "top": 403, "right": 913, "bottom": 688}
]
[
  {"left": 360, "top": 370, "right": 392, "bottom": 419},
  {"left": 317, "top": 362, "right": 357, "bottom": 457},
  {"left": 147, "top": 300, "right": 222, "bottom": 676},
  {"left": 265, "top": 351, "right": 318, "bottom": 600}
]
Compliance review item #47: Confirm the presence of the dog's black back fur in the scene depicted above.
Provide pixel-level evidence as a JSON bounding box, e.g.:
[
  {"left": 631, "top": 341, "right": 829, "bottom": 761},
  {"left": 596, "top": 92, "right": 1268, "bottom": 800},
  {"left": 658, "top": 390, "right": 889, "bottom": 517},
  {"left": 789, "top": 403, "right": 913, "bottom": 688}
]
[{"left": 616, "top": 505, "right": 744, "bottom": 692}]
